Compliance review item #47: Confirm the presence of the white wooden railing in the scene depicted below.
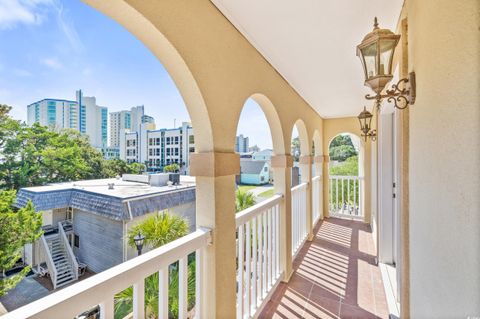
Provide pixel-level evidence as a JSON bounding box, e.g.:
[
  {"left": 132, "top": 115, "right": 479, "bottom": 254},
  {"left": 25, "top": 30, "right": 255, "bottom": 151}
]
[
  {"left": 329, "top": 175, "right": 363, "bottom": 216},
  {"left": 236, "top": 194, "right": 283, "bottom": 319},
  {"left": 39, "top": 235, "right": 58, "bottom": 289},
  {"left": 58, "top": 221, "right": 79, "bottom": 280},
  {"left": 3, "top": 228, "right": 212, "bottom": 319},
  {"left": 312, "top": 176, "right": 322, "bottom": 225},
  {"left": 291, "top": 182, "right": 308, "bottom": 257}
]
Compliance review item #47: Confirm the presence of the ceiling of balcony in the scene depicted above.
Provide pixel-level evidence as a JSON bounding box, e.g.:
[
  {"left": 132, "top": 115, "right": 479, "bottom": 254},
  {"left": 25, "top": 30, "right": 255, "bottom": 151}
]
[{"left": 210, "top": 0, "right": 404, "bottom": 118}]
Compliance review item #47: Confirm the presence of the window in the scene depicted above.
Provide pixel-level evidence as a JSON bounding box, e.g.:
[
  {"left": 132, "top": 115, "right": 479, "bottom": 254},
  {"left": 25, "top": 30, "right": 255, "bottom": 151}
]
[
  {"left": 149, "top": 138, "right": 153, "bottom": 146},
  {"left": 189, "top": 147, "right": 195, "bottom": 153},
  {"left": 149, "top": 149, "right": 153, "bottom": 156},
  {"left": 175, "top": 136, "right": 179, "bottom": 144},
  {"left": 261, "top": 176, "right": 265, "bottom": 182},
  {"left": 74, "top": 235, "right": 80, "bottom": 248},
  {"left": 156, "top": 138, "right": 160, "bottom": 145},
  {"left": 264, "top": 166, "right": 268, "bottom": 172},
  {"left": 175, "top": 148, "right": 179, "bottom": 156},
  {"left": 189, "top": 135, "right": 194, "bottom": 144},
  {"left": 166, "top": 137, "right": 170, "bottom": 145}
]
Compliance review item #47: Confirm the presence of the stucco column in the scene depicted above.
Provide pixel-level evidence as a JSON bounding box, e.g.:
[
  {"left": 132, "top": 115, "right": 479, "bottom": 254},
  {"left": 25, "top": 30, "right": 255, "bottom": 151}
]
[
  {"left": 299, "top": 155, "right": 314, "bottom": 241},
  {"left": 271, "top": 155, "right": 293, "bottom": 281},
  {"left": 314, "top": 155, "right": 324, "bottom": 220},
  {"left": 190, "top": 152, "right": 239, "bottom": 318},
  {"left": 322, "top": 155, "right": 330, "bottom": 218}
]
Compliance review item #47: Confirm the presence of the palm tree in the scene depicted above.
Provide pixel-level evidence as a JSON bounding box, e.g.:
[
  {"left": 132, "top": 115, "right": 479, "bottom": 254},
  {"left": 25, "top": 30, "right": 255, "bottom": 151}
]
[
  {"left": 235, "top": 189, "right": 256, "bottom": 212},
  {"left": 114, "top": 211, "right": 192, "bottom": 319}
]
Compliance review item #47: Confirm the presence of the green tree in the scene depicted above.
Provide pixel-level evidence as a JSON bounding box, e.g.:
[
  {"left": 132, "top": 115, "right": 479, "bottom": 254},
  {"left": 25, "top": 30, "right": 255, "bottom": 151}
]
[
  {"left": 115, "top": 211, "right": 191, "bottom": 319},
  {"left": 329, "top": 134, "right": 358, "bottom": 162},
  {"left": 102, "top": 159, "right": 145, "bottom": 178},
  {"left": 235, "top": 189, "right": 256, "bottom": 212},
  {"left": 330, "top": 156, "right": 359, "bottom": 176},
  {"left": 163, "top": 163, "right": 180, "bottom": 173},
  {"left": 0, "top": 190, "right": 43, "bottom": 296},
  {"left": 291, "top": 137, "right": 300, "bottom": 162}
]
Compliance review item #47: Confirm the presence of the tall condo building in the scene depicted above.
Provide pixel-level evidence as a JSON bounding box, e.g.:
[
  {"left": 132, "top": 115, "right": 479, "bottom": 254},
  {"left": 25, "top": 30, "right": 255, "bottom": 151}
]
[
  {"left": 27, "top": 90, "right": 107, "bottom": 149},
  {"left": 235, "top": 134, "right": 250, "bottom": 153},
  {"left": 119, "top": 122, "right": 194, "bottom": 174},
  {"left": 109, "top": 105, "right": 155, "bottom": 147}
]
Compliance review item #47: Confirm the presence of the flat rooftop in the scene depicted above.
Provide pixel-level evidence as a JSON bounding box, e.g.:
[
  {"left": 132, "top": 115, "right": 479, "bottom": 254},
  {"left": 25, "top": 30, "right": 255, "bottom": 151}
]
[{"left": 20, "top": 176, "right": 196, "bottom": 200}]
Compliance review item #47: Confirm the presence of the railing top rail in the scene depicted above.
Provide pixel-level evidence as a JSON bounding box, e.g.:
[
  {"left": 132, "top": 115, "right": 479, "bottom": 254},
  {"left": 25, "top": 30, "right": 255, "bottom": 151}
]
[
  {"left": 3, "top": 228, "right": 212, "bottom": 319},
  {"left": 39, "top": 235, "right": 57, "bottom": 278},
  {"left": 329, "top": 175, "right": 364, "bottom": 179},
  {"left": 312, "top": 176, "right": 321, "bottom": 181},
  {"left": 291, "top": 182, "right": 308, "bottom": 192},
  {"left": 235, "top": 194, "right": 283, "bottom": 227}
]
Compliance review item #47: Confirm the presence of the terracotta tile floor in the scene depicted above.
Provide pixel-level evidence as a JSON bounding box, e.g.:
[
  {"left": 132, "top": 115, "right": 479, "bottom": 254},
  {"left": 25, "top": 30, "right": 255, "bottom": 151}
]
[{"left": 259, "top": 217, "right": 389, "bottom": 319}]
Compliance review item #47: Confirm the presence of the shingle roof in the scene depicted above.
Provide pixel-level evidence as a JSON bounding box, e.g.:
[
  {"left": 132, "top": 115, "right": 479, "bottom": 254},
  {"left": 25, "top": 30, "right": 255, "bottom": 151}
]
[
  {"left": 240, "top": 159, "right": 268, "bottom": 174},
  {"left": 15, "top": 184, "right": 196, "bottom": 221}
]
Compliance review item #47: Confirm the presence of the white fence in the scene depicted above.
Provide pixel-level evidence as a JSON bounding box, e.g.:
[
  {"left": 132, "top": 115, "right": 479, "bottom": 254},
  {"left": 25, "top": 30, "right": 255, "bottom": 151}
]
[
  {"left": 3, "top": 228, "right": 212, "bottom": 319},
  {"left": 291, "top": 183, "right": 308, "bottom": 257},
  {"left": 236, "top": 194, "right": 283, "bottom": 319},
  {"left": 329, "top": 175, "right": 363, "bottom": 216},
  {"left": 312, "top": 176, "right": 322, "bottom": 225}
]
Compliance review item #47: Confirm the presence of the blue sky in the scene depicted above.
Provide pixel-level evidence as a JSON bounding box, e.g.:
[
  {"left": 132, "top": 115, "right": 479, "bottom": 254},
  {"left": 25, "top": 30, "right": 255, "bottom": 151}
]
[{"left": 0, "top": 0, "right": 292, "bottom": 149}]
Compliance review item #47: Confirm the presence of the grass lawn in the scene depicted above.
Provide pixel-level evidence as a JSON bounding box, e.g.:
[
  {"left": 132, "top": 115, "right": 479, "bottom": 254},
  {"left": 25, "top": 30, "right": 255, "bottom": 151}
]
[
  {"left": 258, "top": 189, "right": 275, "bottom": 198},
  {"left": 237, "top": 185, "right": 257, "bottom": 193}
]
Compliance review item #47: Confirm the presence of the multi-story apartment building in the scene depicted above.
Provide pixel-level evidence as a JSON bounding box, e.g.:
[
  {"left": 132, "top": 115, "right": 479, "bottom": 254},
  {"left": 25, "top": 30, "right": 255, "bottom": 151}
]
[
  {"left": 27, "top": 90, "right": 107, "bottom": 149},
  {"left": 119, "top": 122, "right": 194, "bottom": 173},
  {"left": 235, "top": 134, "right": 249, "bottom": 153},
  {"left": 109, "top": 105, "right": 156, "bottom": 148}
]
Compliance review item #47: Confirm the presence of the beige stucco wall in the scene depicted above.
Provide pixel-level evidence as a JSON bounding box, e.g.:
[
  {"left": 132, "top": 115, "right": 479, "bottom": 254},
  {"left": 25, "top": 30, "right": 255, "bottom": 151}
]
[{"left": 405, "top": 0, "right": 480, "bottom": 316}]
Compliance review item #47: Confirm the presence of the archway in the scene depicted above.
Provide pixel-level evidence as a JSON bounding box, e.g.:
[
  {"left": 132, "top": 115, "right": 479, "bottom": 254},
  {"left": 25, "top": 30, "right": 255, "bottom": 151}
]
[
  {"left": 234, "top": 94, "right": 285, "bottom": 208},
  {"left": 327, "top": 132, "right": 364, "bottom": 217}
]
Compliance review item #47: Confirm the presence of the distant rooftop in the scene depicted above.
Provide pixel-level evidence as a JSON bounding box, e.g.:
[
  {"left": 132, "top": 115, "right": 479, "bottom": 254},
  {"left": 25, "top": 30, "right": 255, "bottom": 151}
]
[{"left": 15, "top": 175, "right": 196, "bottom": 221}]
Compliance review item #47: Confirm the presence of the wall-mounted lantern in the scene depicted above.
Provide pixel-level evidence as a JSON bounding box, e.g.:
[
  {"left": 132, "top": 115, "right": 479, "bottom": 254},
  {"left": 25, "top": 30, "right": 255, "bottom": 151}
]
[
  {"left": 357, "top": 17, "right": 416, "bottom": 110},
  {"left": 358, "top": 106, "right": 377, "bottom": 142}
]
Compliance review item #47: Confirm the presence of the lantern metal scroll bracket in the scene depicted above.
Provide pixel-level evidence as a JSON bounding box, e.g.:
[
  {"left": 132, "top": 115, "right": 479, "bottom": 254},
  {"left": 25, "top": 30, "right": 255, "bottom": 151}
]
[{"left": 365, "top": 71, "right": 416, "bottom": 110}]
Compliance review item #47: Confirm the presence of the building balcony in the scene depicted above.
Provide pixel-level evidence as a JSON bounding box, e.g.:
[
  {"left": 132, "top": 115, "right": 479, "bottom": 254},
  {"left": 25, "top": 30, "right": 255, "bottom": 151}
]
[{"left": 3, "top": 178, "right": 391, "bottom": 319}]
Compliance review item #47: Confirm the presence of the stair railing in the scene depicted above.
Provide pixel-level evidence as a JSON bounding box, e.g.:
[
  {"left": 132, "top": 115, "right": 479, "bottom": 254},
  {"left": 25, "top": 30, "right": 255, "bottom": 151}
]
[
  {"left": 40, "top": 235, "right": 58, "bottom": 289},
  {"left": 58, "top": 221, "right": 79, "bottom": 280}
]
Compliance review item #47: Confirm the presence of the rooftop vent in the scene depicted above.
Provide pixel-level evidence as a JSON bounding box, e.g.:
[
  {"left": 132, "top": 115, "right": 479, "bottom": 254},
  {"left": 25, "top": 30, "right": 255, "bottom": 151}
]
[{"left": 108, "top": 183, "right": 115, "bottom": 190}]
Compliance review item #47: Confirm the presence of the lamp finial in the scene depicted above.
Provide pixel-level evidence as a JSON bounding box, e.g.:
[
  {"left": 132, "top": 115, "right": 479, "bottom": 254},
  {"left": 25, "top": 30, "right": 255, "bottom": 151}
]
[{"left": 373, "top": 17, "right": 379, "bottom": 29}]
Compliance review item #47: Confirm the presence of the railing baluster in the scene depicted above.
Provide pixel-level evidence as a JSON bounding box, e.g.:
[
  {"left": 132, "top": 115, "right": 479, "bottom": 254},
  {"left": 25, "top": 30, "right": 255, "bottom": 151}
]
[
  {"left": 194, "top": 249, "right": 202, "bottom": 319},
  {"left": 133, "top": 280, "right": 145, "bottom": 319},
  {"left": 267, "top": 208, "right": 272, "bottom": 289},
  {"left": 159, "top": 267, "right": 169, "bottom": 319},
  {"left": 252, "top": 217, "right": 257, "bottom": 311},
  {"left": 99, "top": 297, "right": 114, "bottom": 319},
  {"left": 245, "top": 220, "right": 251, "bottom": 317},
  {"left": 262, "top": 211, "right": 267, "bottom": 297},
  {"left": 179, "top": 256, "right": 188, "bottom": 319},
  {"left": 257, "top": 214, "right": 263, "bottom": 303},
  {"left": 237, "top": 225, "right": 244, "bottom": 319}
]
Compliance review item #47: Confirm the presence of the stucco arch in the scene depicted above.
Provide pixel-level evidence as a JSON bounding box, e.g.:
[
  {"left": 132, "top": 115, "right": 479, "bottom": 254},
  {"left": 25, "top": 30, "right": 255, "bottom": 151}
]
[
  {"left": 292, "top": 119, "right": 310, "bottom": 156},
  {"left": 82, "top": 0, "right": 213, "bottom": 152},
  {"left": 242, "top": 93, "right": 286, "bottom": 155}
]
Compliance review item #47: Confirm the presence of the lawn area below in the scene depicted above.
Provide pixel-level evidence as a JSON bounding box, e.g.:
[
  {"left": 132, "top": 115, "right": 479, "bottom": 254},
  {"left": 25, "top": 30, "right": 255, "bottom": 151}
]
[
  {"left": 258, "top": 189, "right": 275, "bottom": 198},
  {"left": 237, "top": 185, "right": 257, "bottom": 193}
]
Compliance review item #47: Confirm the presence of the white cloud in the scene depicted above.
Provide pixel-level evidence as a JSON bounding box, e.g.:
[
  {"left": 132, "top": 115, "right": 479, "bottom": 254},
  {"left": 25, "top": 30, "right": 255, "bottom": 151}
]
[
  {"left": 54, "top": 3, "right": 83, "bottom": 52},
  {"left": 0, "top": 0, "right": 53, "bottom": 29},
  {"left": 41, "top": 57, "right": 62, "bottom": 69}
]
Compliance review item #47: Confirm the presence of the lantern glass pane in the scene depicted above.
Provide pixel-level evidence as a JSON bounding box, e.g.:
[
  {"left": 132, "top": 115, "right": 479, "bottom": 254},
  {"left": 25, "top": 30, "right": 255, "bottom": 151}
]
[
  {"left": 379, "top": 39, "right": 397, "bottom": 76},
  {"left": 361, "top": 43, "right": 377, "bottom": 79}
]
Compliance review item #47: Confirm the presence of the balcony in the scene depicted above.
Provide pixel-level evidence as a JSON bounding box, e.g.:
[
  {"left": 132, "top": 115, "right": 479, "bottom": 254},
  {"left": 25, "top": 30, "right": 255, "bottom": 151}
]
[
  {"left": 0, "top": 0, "right": 478, "bottom": 318},
  {"left": 3, "top": 178, "right": 388, "bottom": 319}
]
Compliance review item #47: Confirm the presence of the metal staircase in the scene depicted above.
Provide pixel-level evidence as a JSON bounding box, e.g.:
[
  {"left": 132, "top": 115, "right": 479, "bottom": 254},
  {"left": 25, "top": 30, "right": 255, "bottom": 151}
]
[{"left": 47, "top": 235, "right": 76, "bottom": 288}]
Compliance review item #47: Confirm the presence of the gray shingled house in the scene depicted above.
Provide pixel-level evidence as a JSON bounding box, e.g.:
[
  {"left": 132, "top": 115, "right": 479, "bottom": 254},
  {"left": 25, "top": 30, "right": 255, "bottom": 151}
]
[{"left": 15, "top": 174, "right": 196, "bottom": 289}]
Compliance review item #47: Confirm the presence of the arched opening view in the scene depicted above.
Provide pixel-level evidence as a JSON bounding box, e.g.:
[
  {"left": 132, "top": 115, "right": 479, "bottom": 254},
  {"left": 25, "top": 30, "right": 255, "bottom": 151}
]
[
  {"left": 234, "top": 97, "right": 275, "bottom": 211},
  {"left": 328, "top": 133, "right": 363, "bottom": 217},
  {"left": 0, "top": 1, "right": 212, "bottom": 318}
]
